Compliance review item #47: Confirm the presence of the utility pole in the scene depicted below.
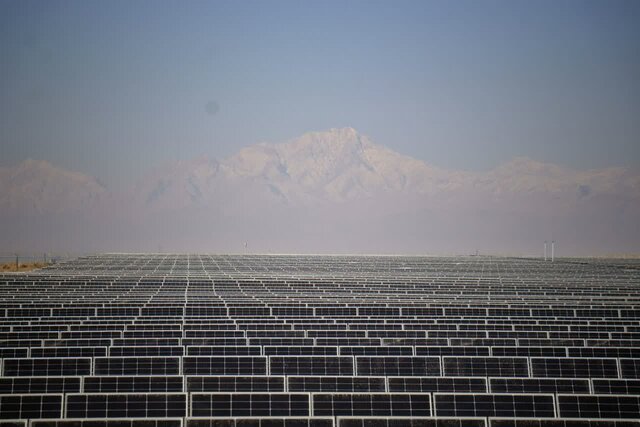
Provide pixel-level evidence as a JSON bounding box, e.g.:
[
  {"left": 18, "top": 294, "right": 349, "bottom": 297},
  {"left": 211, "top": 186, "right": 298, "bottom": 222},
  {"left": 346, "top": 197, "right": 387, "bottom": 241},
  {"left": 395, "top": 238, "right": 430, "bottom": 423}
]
[
  {"left": 551, "top": 241, "right": 555, "bottom": 262},
  {"left": 544, "top": 241, "right": 547, "bottom": 261}
]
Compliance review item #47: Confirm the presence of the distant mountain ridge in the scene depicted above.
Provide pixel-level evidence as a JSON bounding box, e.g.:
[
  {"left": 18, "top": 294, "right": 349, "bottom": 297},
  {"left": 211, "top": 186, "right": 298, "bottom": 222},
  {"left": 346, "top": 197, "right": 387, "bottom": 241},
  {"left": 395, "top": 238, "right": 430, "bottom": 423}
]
[
  {"left": 2, "top": 128, "right": 639, "bottom": 255},
  {"left": 135, "top": 127, "right": 640, "bottom": 207},
  {"left": 0, "top": 159, "right": 106, "bottom": 214}
]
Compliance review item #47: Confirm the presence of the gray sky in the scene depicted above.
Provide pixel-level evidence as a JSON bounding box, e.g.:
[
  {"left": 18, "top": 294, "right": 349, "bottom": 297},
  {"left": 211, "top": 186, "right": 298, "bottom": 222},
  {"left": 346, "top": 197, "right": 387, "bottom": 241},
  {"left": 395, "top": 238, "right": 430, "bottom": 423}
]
[{"left": 1, "top": 0, "right": 639, "bottom": 189}]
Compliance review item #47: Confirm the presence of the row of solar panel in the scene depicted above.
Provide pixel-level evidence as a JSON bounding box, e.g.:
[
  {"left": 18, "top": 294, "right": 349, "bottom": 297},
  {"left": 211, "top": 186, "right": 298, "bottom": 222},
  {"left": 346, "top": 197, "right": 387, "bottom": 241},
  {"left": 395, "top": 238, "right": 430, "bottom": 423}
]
[
  {"left": 2, "top": 393, "right": 640, "bottom": 419},
  {"left": 4, "top": 331, "right": 640, "bottom": 341},
  {"left": 5, "top": 345, "right": 640, "bottom": 357},
  {"left": 2, "top": 375, "right": 640, "bottom": 394},
  {"left": 5, "top": 338, "right": 640, "bottom": 348},
  {"left": 2, "top": 276, "right": 636, "bottom": 285},
  {"left": 1, "top": 357, "right": 637, "bottom": 378},
  {"left": 3, "top": 307, "right": 640, "bottom": 317},
  {"left": 2, "top": 321, "right": 638, "bottom": 330},
  {"left": 5, "top": 323, "right": 640, "bottom": 333},
  {"left": 5, "top": 321, "right": 639, "bottom": 330},
  {"left": 5, "top": 419, "right": 640, "bottom": 427}
]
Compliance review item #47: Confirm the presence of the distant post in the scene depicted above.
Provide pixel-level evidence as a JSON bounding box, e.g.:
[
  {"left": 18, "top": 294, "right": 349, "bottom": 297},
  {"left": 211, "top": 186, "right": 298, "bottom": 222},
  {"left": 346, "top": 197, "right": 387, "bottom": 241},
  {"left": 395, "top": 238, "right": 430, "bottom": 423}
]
[
  {"left": 544, "top": 241, "right": 547, "bottom": 261},
  {"left": 551, "top": 241, "right": 555, "bottom": 262}
]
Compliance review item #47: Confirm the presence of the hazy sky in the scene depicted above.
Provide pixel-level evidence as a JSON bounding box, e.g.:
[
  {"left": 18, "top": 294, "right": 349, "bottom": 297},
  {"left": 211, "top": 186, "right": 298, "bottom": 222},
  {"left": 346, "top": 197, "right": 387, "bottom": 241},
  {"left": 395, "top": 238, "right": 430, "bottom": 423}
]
[{"left": 1, "top": 0, "right": 639, "bottom": 189}]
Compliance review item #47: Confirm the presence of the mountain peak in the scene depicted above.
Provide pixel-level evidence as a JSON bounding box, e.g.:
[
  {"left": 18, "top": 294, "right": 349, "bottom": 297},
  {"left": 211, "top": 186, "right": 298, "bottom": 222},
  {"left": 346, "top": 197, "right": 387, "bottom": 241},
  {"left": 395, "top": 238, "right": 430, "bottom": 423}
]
[{"left": 281, "top": 127, "right": 374, "bottom": 157}]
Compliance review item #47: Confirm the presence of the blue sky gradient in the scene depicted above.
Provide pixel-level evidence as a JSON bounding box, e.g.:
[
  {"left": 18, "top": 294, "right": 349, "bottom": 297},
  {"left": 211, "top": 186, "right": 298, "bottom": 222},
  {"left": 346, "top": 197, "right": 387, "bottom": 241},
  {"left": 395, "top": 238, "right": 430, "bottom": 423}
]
[{"left": 1, "top": 0, "right": 639, "bottom": 188}]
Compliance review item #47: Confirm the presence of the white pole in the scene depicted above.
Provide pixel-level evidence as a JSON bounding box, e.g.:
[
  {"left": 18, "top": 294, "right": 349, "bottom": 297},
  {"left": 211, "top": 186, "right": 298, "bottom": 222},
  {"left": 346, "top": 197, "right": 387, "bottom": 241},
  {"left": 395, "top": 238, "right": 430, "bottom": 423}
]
[
  {"left": 551, "top": 241, "right": 555, "bottom": 262},
  {"left": 544, "top": 241, "right": 547, "bottom": 261}
]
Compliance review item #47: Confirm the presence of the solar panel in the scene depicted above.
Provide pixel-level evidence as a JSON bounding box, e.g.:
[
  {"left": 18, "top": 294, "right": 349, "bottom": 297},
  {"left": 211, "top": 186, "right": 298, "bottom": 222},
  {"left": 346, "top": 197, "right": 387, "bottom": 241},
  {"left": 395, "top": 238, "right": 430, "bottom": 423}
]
[
  {"left": 356, "top": 357, "right": 440, "bottom": 376},
  {"left": 288, "top": 376, "right": 386, "bottom": 392},
  {"left": 183, "top": 356, "right": 267, "bottom": 375},
  {"left": 620, "top": 359, "right": 640, "bottom": 379},
  {"left": 269, "top": 357, "right": 354, "bottom": 376},
  {"left": 31, "top": 420, "right": 182, "bottom": 427},
  {"left": 443, "top": 357, "right": 529, "bottom": 377},
  {"left": 491, "top": 347, "right": 567, "bottom": 357},
  {"left": 557, "top": 394, "right": 640, "bottom": 419},
  {"left": 489, "top": 420, "right": 640, "bottom": 427},
  {"left": 337, "top": 419, "right": 485, "bottom": 427},
  {"left": 94, "top": 357, "right": 181, "bottom": 375},
  {"left": 65, "top": 393, "right": 187, "bottom": 418},
  {"left": 265, "top": 346, "right": 338, "bottom": 356},
  {"left": 83, "top": 376, "right": 184, "bottom": 392},
  {"left": 569, "top": 347, "right": 640, "bottom": 358},
  {"left": 489, "top": 378, "right": 590, "bottom": 394},
  {"left": 30, "top": 346, "right": 107, "bottom": 358},
  {"left": 2, "top": 358, "right": 91, "bottom": 376},
  {"left": 0, "top": 377, "right": 81, "bottom": 394},
  {"left": 530, "top": 358, "right": 620, "bottom": 378},
  {"left": 416, "top": 346, "right": 490, "bottom": 357},
  {"left": 187, "top": 346, "right": 261, "bottom": 356},
  {"left": 592, "top": 379, "right": 640, "bottom": 394},
  {"left": 186, "top": 418, "right": 332, "bottom": 427},
  {"left": 340, "top": 347, "right": 413, "bottom": 356},
  {"left": 190, "top": 393, "right": 310, "bottom": 417},
  {"left": 387, "top": 377, "right": 487, "bottom": 393},
  {"left": 0, "top": 394, "right": 63, "bottom": 419},
  {"left": 433, "top": 393, "right": 556, "bottom": 418},
  {"left": 312, "top": 393, "right": 431, "bottom": 416},
  {"left": 0, "top": 349, "right": 28, "bottom": 359},
  {"left": 187, "top": 376, "right": 285, "bottom": 392},
  {"left": 110, "top": 346, "right": 185, "bottom": 356}
]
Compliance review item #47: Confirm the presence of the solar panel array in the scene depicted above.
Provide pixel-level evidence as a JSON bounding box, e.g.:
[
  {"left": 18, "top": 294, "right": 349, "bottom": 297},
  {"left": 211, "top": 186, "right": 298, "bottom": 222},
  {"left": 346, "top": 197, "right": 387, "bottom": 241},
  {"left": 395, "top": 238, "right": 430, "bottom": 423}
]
[{"left": 1, "top": 254, "right": 640, "bottom": 426}]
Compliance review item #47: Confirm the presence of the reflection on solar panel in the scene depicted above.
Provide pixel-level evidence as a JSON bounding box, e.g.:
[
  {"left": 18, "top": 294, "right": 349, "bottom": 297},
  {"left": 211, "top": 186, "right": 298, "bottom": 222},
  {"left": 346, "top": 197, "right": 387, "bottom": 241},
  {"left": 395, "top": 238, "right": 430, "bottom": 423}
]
[{"left": 1, "top": 254, "right": 639, "bottom": 424}]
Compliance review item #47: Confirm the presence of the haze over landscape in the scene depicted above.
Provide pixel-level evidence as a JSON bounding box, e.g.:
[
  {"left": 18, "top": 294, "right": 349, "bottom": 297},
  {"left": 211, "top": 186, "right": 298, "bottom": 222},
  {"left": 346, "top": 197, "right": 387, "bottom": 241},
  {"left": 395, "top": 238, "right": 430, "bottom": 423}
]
[{"left": 1, "top": 1, "right": 639, "bottom": 256}]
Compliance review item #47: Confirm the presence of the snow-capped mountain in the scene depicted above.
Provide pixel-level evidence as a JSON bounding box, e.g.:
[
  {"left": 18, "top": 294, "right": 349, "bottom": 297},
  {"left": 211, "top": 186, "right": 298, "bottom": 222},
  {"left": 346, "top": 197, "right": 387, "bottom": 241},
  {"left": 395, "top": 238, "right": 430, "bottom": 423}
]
[
  {"left": 135, "top": 127, "right": 639, "bottom": 207},
  {"left": 1, "top": 128, "right": 639, "bottom": 255},
  {"left": 221, "top": 127, "right": 463, "bottom": 202}
]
